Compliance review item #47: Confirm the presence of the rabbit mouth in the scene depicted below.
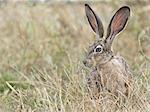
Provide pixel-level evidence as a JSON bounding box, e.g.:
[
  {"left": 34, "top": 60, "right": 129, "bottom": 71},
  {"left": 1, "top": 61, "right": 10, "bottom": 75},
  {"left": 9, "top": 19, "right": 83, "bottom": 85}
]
[{"left": 83, "top": 60, "right": 93, "bottom": 68}]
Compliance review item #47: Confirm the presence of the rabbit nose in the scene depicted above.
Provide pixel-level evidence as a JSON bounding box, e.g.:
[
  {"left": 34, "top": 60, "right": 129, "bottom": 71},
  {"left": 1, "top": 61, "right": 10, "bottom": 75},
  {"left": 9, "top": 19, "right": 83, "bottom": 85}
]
[{"left": 83, "top": 60, "right": 87, "bottom": 66}]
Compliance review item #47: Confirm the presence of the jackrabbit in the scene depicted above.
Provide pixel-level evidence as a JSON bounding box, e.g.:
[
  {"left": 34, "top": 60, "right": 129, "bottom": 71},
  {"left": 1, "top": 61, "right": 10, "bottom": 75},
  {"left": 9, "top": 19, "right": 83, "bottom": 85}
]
[{"left": 83, "top": 4, "right": 133, "bottom": 100}]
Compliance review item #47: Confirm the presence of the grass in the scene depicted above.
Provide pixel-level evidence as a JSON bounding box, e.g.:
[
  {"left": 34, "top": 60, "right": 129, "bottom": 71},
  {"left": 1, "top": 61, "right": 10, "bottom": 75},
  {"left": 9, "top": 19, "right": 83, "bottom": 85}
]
[{"left": 0, "top": 1, "right": 150, "bottom": 112}]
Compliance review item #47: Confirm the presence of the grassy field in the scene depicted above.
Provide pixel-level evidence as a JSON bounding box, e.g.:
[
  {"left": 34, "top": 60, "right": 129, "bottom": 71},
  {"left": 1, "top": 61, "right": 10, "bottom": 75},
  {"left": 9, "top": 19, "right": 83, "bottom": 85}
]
[{"left": 0, "top": 1, "right": 150, "bottom": 112}]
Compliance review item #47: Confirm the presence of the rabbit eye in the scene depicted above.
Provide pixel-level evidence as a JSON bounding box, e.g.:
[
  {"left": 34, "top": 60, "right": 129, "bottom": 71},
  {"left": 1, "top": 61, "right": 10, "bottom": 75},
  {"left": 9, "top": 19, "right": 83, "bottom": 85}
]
[{"left": 95, "top": 45, "right": 103, "bottom": 53}]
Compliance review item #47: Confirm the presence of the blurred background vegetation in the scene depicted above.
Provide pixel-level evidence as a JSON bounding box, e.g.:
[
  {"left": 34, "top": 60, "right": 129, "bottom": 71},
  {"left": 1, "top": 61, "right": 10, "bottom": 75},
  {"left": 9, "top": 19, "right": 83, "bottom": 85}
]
[{"left": 0, "top": 0, "right": 150, "bottom": 111}]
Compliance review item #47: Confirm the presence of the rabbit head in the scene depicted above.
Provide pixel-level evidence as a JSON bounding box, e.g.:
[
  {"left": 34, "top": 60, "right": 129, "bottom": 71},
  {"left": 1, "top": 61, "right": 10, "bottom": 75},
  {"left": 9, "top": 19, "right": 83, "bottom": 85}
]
[{"left": 83, "top": 4, "right": 130, "bottom": 68}]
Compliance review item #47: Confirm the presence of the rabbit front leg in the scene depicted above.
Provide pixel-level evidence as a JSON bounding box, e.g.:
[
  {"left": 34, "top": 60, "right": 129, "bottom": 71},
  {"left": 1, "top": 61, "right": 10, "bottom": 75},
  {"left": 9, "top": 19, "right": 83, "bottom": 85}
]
[{"left": 86, "top": 69, "right": 102, "bottom": 99}]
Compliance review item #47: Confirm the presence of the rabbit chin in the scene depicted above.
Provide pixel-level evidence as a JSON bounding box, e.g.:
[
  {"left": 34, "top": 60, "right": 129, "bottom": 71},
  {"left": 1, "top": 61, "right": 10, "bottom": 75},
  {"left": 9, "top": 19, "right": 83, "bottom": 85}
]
[{"left": 83, "top": 60, "right": 92, "bottom": 68}]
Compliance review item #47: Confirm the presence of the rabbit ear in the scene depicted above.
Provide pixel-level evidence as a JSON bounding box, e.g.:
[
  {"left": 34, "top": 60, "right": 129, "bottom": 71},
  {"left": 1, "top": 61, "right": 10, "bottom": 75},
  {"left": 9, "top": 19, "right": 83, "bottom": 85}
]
[
  {"left": 85, "top": 4, "right": 104, "bottom": 38},
  {"left": 105, "top": 6, "right": 130, "bottom": 48}
]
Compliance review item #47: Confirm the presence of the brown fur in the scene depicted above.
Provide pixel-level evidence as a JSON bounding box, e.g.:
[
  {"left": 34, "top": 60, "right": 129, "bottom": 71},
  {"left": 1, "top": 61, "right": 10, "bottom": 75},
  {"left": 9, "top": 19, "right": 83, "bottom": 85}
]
[{"left": 86, "top": 55, "right": 133, "bottom": 99}]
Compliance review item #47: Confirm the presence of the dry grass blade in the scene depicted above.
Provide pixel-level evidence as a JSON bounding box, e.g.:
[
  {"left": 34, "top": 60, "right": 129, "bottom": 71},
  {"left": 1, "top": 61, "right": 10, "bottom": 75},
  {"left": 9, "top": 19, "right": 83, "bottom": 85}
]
[{"left": 0, "top": 1, "right": 149, "bottom": 112}]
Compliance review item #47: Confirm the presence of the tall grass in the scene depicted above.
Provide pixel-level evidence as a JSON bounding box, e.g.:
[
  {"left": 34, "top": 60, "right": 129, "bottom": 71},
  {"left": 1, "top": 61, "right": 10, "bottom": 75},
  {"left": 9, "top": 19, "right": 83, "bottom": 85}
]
[{"left": 0, "top": 1, "right": 150, "bottom": 112}]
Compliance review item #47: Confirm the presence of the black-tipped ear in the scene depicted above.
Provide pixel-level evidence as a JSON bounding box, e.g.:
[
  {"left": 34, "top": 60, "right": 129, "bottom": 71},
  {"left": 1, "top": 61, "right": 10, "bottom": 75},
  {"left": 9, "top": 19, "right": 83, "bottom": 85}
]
[
  {"left": 85, "top": 4, "right": 104, "bottom": 38},
  {"left": 105, "top": 6, "right": 130, "bottom": 48}
]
